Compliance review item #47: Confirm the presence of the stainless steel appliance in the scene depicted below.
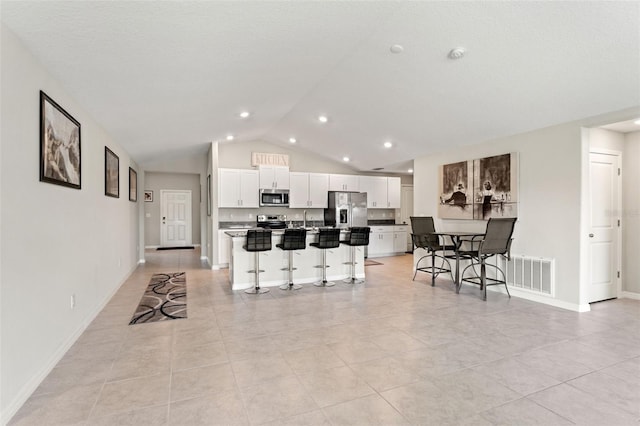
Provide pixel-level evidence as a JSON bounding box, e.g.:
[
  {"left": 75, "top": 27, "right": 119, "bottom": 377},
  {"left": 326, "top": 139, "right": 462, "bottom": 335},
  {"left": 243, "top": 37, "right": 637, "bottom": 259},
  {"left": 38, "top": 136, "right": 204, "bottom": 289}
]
[
  {"left": 324, "top": 192, "right": 368, "bottom": 229},
  {"left": 259, "top": 189, "right": 289, "bottom": 207},
  {"left": 256, "top": 214, "right": 287, "bottom": 229}
]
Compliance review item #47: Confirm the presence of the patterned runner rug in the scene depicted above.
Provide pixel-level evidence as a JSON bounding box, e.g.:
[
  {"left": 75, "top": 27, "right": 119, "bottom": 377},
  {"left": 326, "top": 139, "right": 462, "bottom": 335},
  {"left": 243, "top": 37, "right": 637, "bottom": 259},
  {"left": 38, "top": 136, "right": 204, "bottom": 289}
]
[{"left": 129, "top": 272, "right": 187, "bottom": 325}]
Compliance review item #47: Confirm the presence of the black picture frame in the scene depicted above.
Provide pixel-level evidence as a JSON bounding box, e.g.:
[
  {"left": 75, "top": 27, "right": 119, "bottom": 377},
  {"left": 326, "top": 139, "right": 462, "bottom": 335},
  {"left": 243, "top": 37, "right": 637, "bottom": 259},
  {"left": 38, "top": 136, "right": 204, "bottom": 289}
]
[
  {"left": 39, "top": 91, "right": 81, "bottom": 189},
  {"left": 129, "top": 167, "right": 137, "bottom": 202},
  {"left": 105, "top": 147, "right": 119, "bottom": 198},
  {"left": 207, "top": 174, "right": 212, "bottom": 216},
  {"left": 144, "top": 190, "right": 153, "bottom": 202}
]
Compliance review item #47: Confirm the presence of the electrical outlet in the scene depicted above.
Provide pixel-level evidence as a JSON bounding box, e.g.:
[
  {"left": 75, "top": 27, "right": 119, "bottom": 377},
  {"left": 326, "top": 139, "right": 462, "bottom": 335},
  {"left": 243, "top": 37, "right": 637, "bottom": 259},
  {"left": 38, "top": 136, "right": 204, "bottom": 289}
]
[{"left": 70, "top": 294, "right": 76, "bottom": 309}]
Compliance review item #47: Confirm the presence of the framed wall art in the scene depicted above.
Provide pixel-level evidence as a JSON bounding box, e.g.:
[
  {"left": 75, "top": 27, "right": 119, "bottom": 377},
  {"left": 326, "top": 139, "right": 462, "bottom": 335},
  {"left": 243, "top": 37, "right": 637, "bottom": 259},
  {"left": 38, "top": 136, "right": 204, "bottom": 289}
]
[
  {"left": 105, "top": 147, "right": 119, "bottom": 198},
  {"left": 129, "top": 167, "right": 137, "bottom": 202},
  {"left": 39, "top": 91, "right": 81, "bottom": 189},
  {"left": 144, "top": 190, "right": 153, "bottom": 202}
]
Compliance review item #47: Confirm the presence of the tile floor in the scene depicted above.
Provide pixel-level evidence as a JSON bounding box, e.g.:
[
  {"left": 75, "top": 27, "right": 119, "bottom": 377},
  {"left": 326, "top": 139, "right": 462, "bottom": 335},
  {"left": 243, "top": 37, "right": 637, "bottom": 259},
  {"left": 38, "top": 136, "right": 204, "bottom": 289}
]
[{"left": 9, "top": 248, "right": 640, "bottom": 425}]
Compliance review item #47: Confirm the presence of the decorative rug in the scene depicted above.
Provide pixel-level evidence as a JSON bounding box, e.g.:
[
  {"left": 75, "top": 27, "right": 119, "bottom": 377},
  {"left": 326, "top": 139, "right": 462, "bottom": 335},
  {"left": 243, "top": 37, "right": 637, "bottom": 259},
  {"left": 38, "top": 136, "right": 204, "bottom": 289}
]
[
  {"left": 129, "top": 272, "right": 187, "bottom": 325},
  {"left": 365, "top": 259, "right": 383, "bottom": 266},
  {"left": 157, "top": 246, "right": 194, "bottom": 251}
]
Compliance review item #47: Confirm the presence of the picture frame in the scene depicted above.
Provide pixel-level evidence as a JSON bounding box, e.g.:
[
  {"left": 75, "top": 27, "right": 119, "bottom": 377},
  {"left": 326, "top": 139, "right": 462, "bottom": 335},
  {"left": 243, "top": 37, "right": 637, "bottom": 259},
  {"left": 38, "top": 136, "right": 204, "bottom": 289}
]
[
  {"left": 129, "top": 167, "right": 137, "bottom": 202},
  {"left": 207, "top": 174, "right": 212, "bottom": 216},
  {"left": 104, "top": 146, "right": 119, "bottom": 198},
  {"left": 144, "top": 190, "right": 153, "bottom": 202},
  {"left": 40, "top": 91, "right": 81, "bottom": 189}
]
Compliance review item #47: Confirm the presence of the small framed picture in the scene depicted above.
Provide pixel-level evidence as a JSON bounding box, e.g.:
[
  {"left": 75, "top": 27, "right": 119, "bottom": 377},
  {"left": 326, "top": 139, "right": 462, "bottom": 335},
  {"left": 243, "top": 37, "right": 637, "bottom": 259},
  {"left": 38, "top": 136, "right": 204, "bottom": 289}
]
[
  {"left": 104, "top": 146, "right": 119, "bottom": 198},
  {"left": 207, "top": 174, "right": 211, "bottom": 216},
  {"left": 144, "top": 190, "right": 153, "bottom": 202},
  {"left": 129, "top": 167, "right": 137, "bottom": 202},
  {"left": 40, "top": 91, "right": 81, "bottom": 189}
]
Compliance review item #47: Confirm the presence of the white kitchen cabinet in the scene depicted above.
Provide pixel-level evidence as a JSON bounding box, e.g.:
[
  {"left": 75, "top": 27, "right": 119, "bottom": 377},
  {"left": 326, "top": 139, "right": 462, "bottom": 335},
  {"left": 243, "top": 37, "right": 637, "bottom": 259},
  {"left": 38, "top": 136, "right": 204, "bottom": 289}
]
[
  {"left": 218, "top": 168, "right": 259, "bottom": 208},
  {"left": 358, "top": 176, "right": 387, "bottom": 208},
  {"left": 393, "top": 225, "right": 408, "bottom": 253},
  {"left": 358, "top": 176, "right": 401, "bottom": 209},
  {"left": 290, "top": 172, "right": 330, "bottom": 208},
  {"left": 259, "top": 165, "right": 289, "bottom": 189},
  {"left": 329, "top": 174, "right": 359, "bottom": 192},
  {"left": 218, "top": 230, "right": 231, "bottom": 266}
]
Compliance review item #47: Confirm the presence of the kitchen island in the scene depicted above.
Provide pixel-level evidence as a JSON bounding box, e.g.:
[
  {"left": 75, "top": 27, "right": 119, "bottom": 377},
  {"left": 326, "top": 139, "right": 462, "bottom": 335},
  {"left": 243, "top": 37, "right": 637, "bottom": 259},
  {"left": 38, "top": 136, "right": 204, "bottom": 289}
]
[{"left": 224, "top": 229, "right": 365, "bottom": 291}]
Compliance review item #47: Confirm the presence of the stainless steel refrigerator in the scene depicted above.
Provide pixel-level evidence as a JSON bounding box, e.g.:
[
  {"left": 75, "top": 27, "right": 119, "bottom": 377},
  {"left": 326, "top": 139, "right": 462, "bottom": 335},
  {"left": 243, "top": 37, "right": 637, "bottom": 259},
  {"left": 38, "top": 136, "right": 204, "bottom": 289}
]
[{"left": 324, "top": 192, "right": 368, "bottom": 229}]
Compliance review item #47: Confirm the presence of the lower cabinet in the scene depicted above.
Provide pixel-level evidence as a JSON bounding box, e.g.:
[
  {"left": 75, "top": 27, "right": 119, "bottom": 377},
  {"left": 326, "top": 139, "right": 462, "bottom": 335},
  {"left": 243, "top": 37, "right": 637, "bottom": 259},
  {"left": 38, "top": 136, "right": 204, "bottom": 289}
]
[
  {"left": 368, "top": 225, "right": 407, "bottom": 258},
  {"left": 218, "top": 230, "right": 231, "bottom": 266}
]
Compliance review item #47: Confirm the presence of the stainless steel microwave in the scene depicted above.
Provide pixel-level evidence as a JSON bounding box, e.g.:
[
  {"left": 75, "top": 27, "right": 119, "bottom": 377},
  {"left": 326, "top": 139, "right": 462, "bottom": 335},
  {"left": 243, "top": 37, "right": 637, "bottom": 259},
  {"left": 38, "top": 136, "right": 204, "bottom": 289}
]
[{"left": 259, "top": 189, "right": 289, "bottom": 207}]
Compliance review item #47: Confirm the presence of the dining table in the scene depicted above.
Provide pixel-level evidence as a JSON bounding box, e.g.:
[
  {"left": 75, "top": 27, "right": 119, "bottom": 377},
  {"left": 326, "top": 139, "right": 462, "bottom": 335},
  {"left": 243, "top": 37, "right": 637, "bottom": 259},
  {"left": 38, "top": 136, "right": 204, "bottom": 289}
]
[{"left": 429, "top": 231, "right": 485, "bottom": 292}]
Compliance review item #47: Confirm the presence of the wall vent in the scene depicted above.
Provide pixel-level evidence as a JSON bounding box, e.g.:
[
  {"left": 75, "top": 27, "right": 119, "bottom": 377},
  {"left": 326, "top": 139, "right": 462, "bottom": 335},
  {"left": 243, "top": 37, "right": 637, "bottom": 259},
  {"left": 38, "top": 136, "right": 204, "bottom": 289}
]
[{"left": 492, "top": 254, "right": 555, "bottom": 296}]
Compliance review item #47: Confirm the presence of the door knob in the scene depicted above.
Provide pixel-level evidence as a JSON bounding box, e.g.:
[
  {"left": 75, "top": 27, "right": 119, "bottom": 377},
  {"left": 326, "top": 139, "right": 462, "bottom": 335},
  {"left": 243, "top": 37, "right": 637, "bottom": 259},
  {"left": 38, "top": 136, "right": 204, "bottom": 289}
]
[{"left": 589, "top": 233, "right": 594, "bottom": 238}]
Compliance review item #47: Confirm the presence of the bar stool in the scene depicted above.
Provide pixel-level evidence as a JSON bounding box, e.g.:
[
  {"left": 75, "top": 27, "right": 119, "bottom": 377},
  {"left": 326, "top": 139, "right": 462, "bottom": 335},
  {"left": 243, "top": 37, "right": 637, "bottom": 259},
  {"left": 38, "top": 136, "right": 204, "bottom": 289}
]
[
  {"left": 243, "top": 229, "right": 272, "bottom": 294},
  {"left": 341, "top": 227, "right": 370, "bottom": 284},
  {"left": 310, "top": 228, "right": 341, "bottom": 287},
  {"left": 276, "top": 228, "right": 307, "bottom": 290}
]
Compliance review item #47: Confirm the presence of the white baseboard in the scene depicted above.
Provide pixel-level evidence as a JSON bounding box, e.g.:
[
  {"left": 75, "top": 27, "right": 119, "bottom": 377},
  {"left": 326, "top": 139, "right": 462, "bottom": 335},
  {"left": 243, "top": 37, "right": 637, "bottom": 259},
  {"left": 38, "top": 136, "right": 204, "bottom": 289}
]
[
  {"left": 621, "top": 291, "right": 640, "bottom": 300},
  {"left": 138, "top": 258, "right": 146, "bottom": 264},
  {"left": 1, "top": 265, "right": 137, "bottom": 425},
  {"left": 479, "top": 285, "right": 590, "bottom": 312}
]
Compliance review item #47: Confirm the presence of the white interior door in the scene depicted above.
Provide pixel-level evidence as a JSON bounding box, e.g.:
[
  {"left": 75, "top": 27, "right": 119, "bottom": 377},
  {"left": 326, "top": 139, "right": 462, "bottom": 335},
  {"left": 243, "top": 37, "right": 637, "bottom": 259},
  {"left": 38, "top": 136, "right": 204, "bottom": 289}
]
[
  {"left": 588, "top": 152, "right": 620, "bottom": 303},
  {"left": 160, "top": 190, "right": 192, "bottom": 247}
]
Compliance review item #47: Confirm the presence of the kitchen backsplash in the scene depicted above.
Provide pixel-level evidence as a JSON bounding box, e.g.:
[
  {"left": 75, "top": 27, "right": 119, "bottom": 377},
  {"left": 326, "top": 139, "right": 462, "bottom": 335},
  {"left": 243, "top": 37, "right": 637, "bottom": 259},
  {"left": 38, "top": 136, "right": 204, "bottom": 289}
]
[{"left": 219, "top": 207, "right": 401, "bottom": 224}]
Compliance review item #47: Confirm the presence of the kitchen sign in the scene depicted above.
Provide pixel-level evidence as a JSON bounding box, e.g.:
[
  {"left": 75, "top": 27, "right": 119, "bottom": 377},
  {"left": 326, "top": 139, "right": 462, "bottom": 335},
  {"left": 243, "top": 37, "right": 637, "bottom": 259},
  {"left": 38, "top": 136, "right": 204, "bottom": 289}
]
[{"left": 251, "top": 152, "right": 289, "bottom": 167}]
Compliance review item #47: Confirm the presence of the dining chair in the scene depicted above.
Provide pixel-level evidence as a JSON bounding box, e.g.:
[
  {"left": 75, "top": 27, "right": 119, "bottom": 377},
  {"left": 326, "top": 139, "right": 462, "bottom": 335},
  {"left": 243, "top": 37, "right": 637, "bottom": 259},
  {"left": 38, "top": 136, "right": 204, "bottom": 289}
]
[
  {"left": 410, "top": 216, "right": 456, "bottom": 286},
  {"left": 459, "top": 217, "right": 517, "bottom": 300}
]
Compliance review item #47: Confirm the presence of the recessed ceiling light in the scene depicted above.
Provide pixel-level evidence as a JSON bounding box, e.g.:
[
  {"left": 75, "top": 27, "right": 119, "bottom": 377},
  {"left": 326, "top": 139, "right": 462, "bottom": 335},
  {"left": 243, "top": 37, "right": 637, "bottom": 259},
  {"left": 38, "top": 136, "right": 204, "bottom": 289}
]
[
  {"left": 390, "top": 44, "right": 404, "bottom": 54},
  {"left": 226, "top": 134, "right": 234, "bottom": 141},
  {"left": 289, "top": 137, "right": 297, "bottom": 144},
  {"left": 318, "top": 115, "right": 328, "bottom": 123},
  {"left": 384, "top": 141, "right": 393, "bottom": 148},
  {"left": 343, "top": 156, "right": 350, "bottom": 162},
  {"left": 448, "top": 47, "right": 466, "bottom": 60},
  {"left": 634, "top": 119, "right": 640, "bottom": 125},
  {"left": 239, "top": 111, "right": 250, "bottom": 118},
  {"left": 408, "top": 169, "right": 414, "bottom": 173}
]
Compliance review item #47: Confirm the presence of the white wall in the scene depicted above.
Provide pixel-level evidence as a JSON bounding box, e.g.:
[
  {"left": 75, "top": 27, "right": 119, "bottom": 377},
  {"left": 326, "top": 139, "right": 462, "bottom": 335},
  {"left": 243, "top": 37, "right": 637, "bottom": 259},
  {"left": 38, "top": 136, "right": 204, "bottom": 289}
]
[
  {"left": 413, "top": 110, "right": 640, "bottom": 311},
  {"left": 0, "top": 24, "right": 139, "bottom": 422},
  {"left": 623, "top": 132, "right": 640, "bottom": 295}
]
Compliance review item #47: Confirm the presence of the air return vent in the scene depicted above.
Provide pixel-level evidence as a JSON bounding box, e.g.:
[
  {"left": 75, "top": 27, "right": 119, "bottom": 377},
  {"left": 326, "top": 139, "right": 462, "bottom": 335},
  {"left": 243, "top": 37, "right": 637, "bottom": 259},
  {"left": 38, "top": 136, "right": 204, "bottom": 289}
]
[{"left": 493, "top": 255, "right": 555, "bottom": 296}]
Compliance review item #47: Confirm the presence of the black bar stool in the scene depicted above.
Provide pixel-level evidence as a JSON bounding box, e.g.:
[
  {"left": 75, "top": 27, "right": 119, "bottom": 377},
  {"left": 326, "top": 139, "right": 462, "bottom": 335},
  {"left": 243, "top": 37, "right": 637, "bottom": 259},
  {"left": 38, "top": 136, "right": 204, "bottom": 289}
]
[
  {"left": 276, "top": 228, "right": 307, "bottom": 291},
  {"left": 310, "top": 228, "right": 341, "bottom": 287},
  {"left": 341, "top": 227, "right": 370, "bottom": 284},
  {"left": 243, "top": 229, "right": 272, "bottom": 294}
]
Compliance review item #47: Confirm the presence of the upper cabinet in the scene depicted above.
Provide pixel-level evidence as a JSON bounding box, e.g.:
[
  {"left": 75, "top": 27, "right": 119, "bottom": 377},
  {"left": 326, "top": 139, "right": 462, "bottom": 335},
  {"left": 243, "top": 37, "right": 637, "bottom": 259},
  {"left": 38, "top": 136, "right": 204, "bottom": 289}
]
[
  {"left": 329, "top": 174, "right": 359, "bottom": 192},
  {"left": 259, "top": 165, "right": 289, "bottom": 190},
  {"left": 290, "top": 172, "right": 329, "bottom": 208},
  {"left": 358, "top": 176, "right": 401, "bottom": 209},
  {"left": 218, "top": 168, "right": 259, "bottom": 208}
]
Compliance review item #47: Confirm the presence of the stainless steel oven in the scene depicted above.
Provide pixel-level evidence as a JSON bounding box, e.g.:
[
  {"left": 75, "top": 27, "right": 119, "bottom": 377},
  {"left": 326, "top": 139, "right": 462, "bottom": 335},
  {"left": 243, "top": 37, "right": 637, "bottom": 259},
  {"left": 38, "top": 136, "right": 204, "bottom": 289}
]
[{"left": 259, "top": 189, "right": 289, "bottom": 207}]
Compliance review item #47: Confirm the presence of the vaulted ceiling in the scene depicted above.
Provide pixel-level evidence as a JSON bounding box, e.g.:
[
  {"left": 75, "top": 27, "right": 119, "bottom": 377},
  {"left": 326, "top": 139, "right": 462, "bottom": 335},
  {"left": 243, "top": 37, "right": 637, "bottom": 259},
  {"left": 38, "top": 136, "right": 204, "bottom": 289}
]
[{"left": 2, "top": 1, "right": 639, "bottom": 173}]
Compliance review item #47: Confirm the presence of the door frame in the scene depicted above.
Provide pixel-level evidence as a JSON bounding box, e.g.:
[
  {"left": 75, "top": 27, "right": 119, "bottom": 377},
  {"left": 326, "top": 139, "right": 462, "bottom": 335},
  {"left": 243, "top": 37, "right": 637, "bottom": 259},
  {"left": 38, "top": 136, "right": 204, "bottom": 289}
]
[
  {"left": 160, "top": 189, "right": 193, "bottom": 247},
  {"left": 580, "top": 143, "right": 622, "bottom": 307}
]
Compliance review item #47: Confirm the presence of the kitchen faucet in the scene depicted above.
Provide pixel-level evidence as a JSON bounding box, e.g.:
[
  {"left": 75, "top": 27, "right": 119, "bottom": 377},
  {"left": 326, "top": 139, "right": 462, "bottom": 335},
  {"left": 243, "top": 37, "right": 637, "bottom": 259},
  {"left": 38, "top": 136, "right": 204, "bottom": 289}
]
[{"left": 303, "top": 210, "right": 307, "bottom": 228}]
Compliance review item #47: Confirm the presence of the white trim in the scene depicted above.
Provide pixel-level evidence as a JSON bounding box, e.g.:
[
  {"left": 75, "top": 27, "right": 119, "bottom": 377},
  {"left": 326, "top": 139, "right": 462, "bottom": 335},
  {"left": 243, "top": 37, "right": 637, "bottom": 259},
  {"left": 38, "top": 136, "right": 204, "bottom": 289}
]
[
  {"left": 138, "top": 259, "right": 146, "bottom": 264},
  {"left": 621, "top": 291, "right": 640, "bottom": 301},
  {"left": 477, "top": 285, "right": 591, "bottom": 312},
  {"left": 160, "top": 189, "right": 193, "bottom": 247},
  {"left": 1, "top": 265, "right": 137, "bottom": 425}
]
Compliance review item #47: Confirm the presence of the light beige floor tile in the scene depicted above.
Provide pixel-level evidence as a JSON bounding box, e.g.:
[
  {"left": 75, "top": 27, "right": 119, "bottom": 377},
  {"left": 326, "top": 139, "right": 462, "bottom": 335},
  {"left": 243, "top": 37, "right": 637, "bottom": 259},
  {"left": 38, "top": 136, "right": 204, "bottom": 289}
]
[
  {"left": 261, "top": 409, "right": 331, "bottom": 426},
  {"left": 91, "top": 374, "right": 170, "bottom": 418},
  {"left": 171, "top": 341, "right": 228, "bottom": 371},
  {"left": 108, "top": 348, "right": 171, "bottom": 382},
  {"left": 231, "top": 353, "right": 295, "bottom": 389},
  {"left": 170, "top": 362, "right": 236, "bottom": 402},
  {"left": 282, "top": 344, "right": 347, "bottom": 374},
  {"left": 480, "top": 397, "right": 573, "bottom": 425},
  {"left": 528, "top": 383, "right": 637, "bottom": 425},
  {"left": 567, "top": 371, "right": 640, "bottom": 417},
  {"left": 322, "top": 393, "right": 410, "bottom": 425},
  {"left": 33, "top": 357, "right": 113, "bottom": 396},
  {"left": 297, "top": 365, "right": 375, "bottom": 408},
  {"left": 88, "top": 404, "right": 168, "bottom": 426},
  {"left": 328, "top": 338, "right": 389, "bottom": 364},
  {"left": 239, "top": 375, "right": 318, "bottom": 424},
  {"left": 349, "top": 355, "right": 422, "bottom": 392},
  {"left": 168, "top": 389, "right": 249, "bottom": 426},
  {"left": 472, "top": 357, "right": 560, "bottom": 396}
]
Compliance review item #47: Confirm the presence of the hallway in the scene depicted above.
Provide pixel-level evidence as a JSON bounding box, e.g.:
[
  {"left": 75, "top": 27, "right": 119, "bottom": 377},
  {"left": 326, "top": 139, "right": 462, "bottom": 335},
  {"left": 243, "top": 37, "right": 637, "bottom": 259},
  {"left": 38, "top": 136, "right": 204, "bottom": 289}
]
[{"left": 10, "top": 249, "right": 640, "bottom": 425}]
